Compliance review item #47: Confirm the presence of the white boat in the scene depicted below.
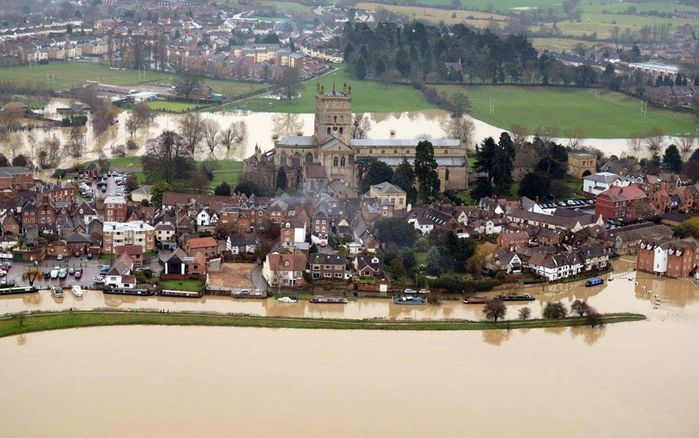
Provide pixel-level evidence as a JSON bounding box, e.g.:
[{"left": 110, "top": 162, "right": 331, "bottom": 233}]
[
  {"left": 71, "top": 285, "right": 84, "bottom": 298},
  {"left": 277, "top": 296, "right": 298, "bottom": 303}
]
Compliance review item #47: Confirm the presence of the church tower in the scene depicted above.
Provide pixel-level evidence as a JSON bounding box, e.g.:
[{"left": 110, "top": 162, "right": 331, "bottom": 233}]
[{"left": 314, "top": 79, "right": 352, "bottom": 146}]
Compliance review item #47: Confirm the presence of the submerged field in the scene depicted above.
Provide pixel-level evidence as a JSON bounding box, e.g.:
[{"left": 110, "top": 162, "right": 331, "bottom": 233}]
[{"left": 437, "top": 85, "right": 699, "bottom": 138}]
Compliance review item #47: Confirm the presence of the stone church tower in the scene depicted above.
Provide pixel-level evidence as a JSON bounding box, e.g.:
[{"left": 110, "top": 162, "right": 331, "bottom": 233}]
[{"left": 314, "top": 81, "right": 352, "bottom": 146}]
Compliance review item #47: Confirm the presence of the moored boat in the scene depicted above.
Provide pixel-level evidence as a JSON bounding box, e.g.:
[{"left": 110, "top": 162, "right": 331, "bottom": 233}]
[
  {"left": 499, "top": 293, "right": 535, "bottom": 302},
  {"left": 158, "top": 289, "right": 200, "bottom": 298},
  {"left": 309, "top": 296, "right": 348, "bottom": 304},
  {"left": 463, "top": 297, "right": 488, "bottom": 304},
  {"left": 277, "top": 296, "right": 298, "bottom": 303},
  {"left": 71, "top": 285, "right": 84, "bottom": 298},
  {"left": 393, "top": 296, "right": 427, "bottom": 305},
  {"left": 0, "top": 286, "right": 38, "bottom": 296},
  {"left": 585, "top": 278, "right": 604, "bottom": 287},
  {"left": 104, "top": 286, "right": 155, "bottom": 296}
]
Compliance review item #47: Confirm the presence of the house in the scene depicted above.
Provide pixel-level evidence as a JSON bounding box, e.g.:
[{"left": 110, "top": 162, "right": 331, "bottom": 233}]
[
  {"left": 262, "top": 251, "right": 307, "bottom": 287},
  {"left": 184, "top": 236, "right": 218, "bottom": 258},
  {"left": 130, "top": 186, "right": 152, "bottom": 203},
  {"left": 63, "top": 232, "right": 99, "bottom": 255},
  {"left": 595, "top": 185, "right": 649, "bottom": 220},
  {"left": 369, "top": 182, "right": 407, "bottom": 208},
  {"left": 0, "top": 167, "right": 33, "bottom": 190},
  {"left": 308, "top": 253, "right": 348, "bottom": 280},
  {"left": 528, "top": 250, "right": 584, "bottom": 282},
  {"left": 163, "top": 248, "right": 207, "bottom": 279},
  {"left": 488, "top": 251, "right": 523, "bottom": 274},
  {"left": 496, "top": 231, "right": 529, "bottom": 251},
  {"left": 103, "top": 221, "right": 155, "bottom": 254},
  {"left": 637, "top": 239, "right": 699, "bottom": 278},
  {"left": 353, "top": 254, "right": 382, "bottom": 278},
  {"left": 226, "top": 234, "right": 260, "bottom": 255},
  {"left": 567, "top": 153, "right": 597, "bottom": 178},
  {"left": 83, "top": 162, "right": 101, "bottom": 178},
  {"left": 607, "top": 223, "right": 673, "bottom": 255},
  {"left": 2, "top": 216, "right": 19, "bottom": 235},
  {"left": 196, "top": 208, "right": 218, "bottom": 228},
  {"left": 104, "top": 196, "right": 127, "bottom": 222},
  {"left": 579, "top": 243, "right": 609, "bottom": 272},
  {"left": 154, "top": 222, "right": 176, "bottom": 248},
  {"left": 583, "top": 172, "right": 620, "bottom": 195},
  {"left": 115, "top": 244, "right": 144, "bottom": 268},
  {"left": 105, "top": 252, "right": 136, "bottom": 289},
  {"left": 281, "top": 218, "right": 306, "bottom": 247}
]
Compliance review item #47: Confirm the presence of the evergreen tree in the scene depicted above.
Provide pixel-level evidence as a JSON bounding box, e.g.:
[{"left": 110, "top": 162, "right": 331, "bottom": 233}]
[
  {"left": 343, "top": 42, "right": 355, "bottom": 63},
  {"left": 470, "top": 177, "right": 492, "bottom": 202},
  {"left": 361, "top": 161, "right": 394, "bottom": 193},
  {"left": 663, "top": 144, "right": 683, "bottom": 173},
  {"left": 392, "top": 158, "right": 418, "bottom": 205},
  {"left": 374, "top": 58, "right": 387, "bottom": 78},
  {"left": 276, "top": 167, "right": 287, "bottom": 191},
  {"left": 355, "top": 57, "right": 368, "bottom": 80},
  {"left": 474, "top": 137, "right": 497, "bottom": 183},
  {"left": 519, "top": 173, "right": 551, "bottom": 201},
  {"left": 492, "top": 133, "right": 515, "bottom": 197},
  {"left": 414, "top": 140, "right": 439, "bottom": 203},
  {"left": 675, "top": 73, "right": 684, "bottom": 86}
]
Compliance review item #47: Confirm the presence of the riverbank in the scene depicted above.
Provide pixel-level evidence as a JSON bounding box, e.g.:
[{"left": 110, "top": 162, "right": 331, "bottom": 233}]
[{"left": 0, "top": 310, "right": 646, "bottom": 338}]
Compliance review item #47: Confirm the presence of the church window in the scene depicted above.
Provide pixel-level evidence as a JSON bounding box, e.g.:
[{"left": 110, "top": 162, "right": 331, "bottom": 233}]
[
  {"left": 381, "top": 150, "right": 385, "bottom": 155},
  {"left": 334, "top": 116, "right": 337, "bottom": 123},
  {"left": 305, "top": 153, "right": 313, "bottom": 164},
  {"left": 369, "top": 150, "right": 373, "bottom": 154},
  {"left": 339, "top": 127, "right": 343, "bottom": 134},
  {"left": 341, "top": 157, "right": 346, "bottom": 166},
  {"left": 445, "top": 169, "right": 450, "bottom": 181},
  {"left": 333, "top": 157, "right": 338, "bottom": 166},
  {"left": 444, "top": 150, "right": 448, "bottom": 154},
  {"left": 394, "top": 150, "right": 397, "bottom": 154},
  {"left": 327, "top": 127, "right": 331, "bottom": 135}
]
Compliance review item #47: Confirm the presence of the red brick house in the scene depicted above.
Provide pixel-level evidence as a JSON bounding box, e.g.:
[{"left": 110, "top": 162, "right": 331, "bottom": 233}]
[
  {"left": 595, "top": 185, "right": 648, "bottom": 220},
  {"left": 308, "top": 253, "right": 348, "bottom": 280},
  {"left": 496, "top": 230, "right": 529, "bottom": 251},
  {"left": 184, "top": 236, "right": 218, "bottom": 258}
]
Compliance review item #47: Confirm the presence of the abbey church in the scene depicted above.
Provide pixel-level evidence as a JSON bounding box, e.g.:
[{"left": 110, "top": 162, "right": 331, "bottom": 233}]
[{"left": 244, "top": 81, "right": 468, "bottom": 193}]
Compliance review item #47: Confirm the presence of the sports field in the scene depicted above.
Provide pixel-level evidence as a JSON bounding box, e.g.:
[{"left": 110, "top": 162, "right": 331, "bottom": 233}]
[
  {"left": 437, "top": 85, "right": 699, "bottom": 138},
  {"left": 240, "top": 67, "right": 434, "bottom": 114},
  {"left": 144, "top": 101, "right": 200, "bottom": 112},
  {"left": 0, "top": 63, "right": 264, "bottom": 96}
]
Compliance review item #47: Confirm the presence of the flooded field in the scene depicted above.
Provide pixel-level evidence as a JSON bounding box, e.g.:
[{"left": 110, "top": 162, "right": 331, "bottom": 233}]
[{"left": 10, "top": 99, "right": 634, "bottom": 170}]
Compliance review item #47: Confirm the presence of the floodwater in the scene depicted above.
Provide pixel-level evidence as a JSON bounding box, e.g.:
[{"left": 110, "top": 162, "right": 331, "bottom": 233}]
[
  {"left": 2, "top": 263, "right": 699, "bottom": 437},
  {"left": 10, "top": 98, "right": 634, "bottom": 170},
  {"left": 0, "top": 259, "right": 693, "bottom": 320}
]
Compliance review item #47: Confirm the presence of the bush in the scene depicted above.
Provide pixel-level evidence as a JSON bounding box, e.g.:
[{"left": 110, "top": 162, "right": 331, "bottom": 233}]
[
  {"left": 428, "top": 277, "right": 498, "bottom": 293},
  {"left": 126, "top": 139, "right": 138, "bottom": 150}
]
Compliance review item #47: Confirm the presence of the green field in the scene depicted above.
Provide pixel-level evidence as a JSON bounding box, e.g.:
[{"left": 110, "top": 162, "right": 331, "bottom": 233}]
[
  {"left": 437, "top": 85, "right": 699, "bottom": 138},
  {"left": 0, "top": 63, "right": 265, "bottom": 96},
  {"left": 532, "top": 38, "right": 591, "bottom": 53},
  {"left": 208, "top": 160, "right": 243, "bottom": 191},
  {"left": 259, "top": 1, "right": 312, "bottom": 12},
  {"left": 239, "top": 67, "right": 433, "bottom": 114},
  {"left": 581, "top": 2, "right": 699, "bottom": 14},
  {"left": 159, "top": 280, "right": 203, "bottom": 292},
  {"left": 144, "top": 101, "right": 200, "bottom": 112}
]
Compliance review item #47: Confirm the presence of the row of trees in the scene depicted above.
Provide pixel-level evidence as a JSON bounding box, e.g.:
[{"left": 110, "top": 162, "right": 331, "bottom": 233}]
[{"left": 483, "top": 298, "right": 603, "bottom": 326}]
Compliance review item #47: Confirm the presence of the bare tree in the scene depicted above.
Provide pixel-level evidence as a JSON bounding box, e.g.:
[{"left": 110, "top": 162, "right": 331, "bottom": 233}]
[
  {"left": 271, "top": 113, "right": 304, "bottom": 138},
  {"left": 36, "top": 138, "right": 61, "bottom": 169},
  {"left": 67, "top": 125, "right": 85, "bottom": 159},
  {"left": 0, "top": 106, "right": 24, "bottom": 139},
  {"left": 483, "top": 298, "right": 507, "bottom": 322},
  {"left": 273, "top": 67, "right": 304, "bottom": 102},
  {"left": 510, "top": 124, "right": 528, "bottom": 148},
  {"left": 7, "top": 134, "right": 22, "bottom": 161},
  {"left": 351, "top": 114, "right": 372, "bottom": 139},
  {"left": 627, "top": 132, "right": 643, "bottom": 158},
  {"left": 175, "top": 71, "right": 202, "bottom": 98},
  {"left": 191, "top": 168, "right": 210, "bottom": 194},
  {"left": 571, "top": 299, "right": 590, "bottom": 317},
  {"left": 178, "top": 112, "right": 205, "bottom": 153},
  {"left": 142, "top": 130, "right": 194, "bottom": 184},
  {"left": 564, "top": 126, "right": 586, "bottom": 150},
  {"left": 232, "top": 120, "right": 248, "bottom": 145},
  {"left": 132, "top": 103, "right": 155, "bottom": 125},
  {"left": 442, "top": 117, "right": 475, "bottom": 147},
  {"left": 203, "top": 119, "right": 220, "bottom": 154},
  {"left": 125, "top": 115, "right": 140, "bottom": 137},
  {"left": 518, "top": 307, "right": 531, "bottom": 320},
  {"left": 220, "top": 124, "right": 235, "bottom": 152},
  {"left": 678, "top": 132, "right": 696, "bottom": 161},
  {"left": 535, "top": 125, "right": 560, "bottom": 144},
  {"left": 643, "top": 127, "right": 665, "bottom": 155}
]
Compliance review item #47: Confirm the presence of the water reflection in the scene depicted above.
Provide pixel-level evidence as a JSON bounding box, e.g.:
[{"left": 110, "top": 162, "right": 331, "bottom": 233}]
[
  {"left": 16, "top": 334, "right": 26, "bottom": 346},
  {"left": 569, "top": 326, "right": 606, "bottom": 345},
  {"left": 482, "top": 328, "right": 511, "bottom": 345}
]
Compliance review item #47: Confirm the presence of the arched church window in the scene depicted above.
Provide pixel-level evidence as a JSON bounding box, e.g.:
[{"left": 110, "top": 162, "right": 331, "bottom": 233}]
[
  {"left": 339, "top": 127, "right": 343, "bottom": 134},
  {"left": 341, "top": 157, "right": 346, "bottom": 166},
  {"left": 445, "top": 169, "right": 450, "bottom": 181},
  {"left": 334, "top": 116, "right": 337, "bottom": 123},
  {"left": 333, "top": 157, "right": 338, "bottom": 166},
  {"left": 305, "top": 153, "right": 313, "bottom": 164},
  {"left": 327, "top": 127, "right": 331, "bottom": 135}
]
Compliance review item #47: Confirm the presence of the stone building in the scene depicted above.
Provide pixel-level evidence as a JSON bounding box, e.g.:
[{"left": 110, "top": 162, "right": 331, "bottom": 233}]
[
  {"left": 567, "top": 153, "right": 597, "bottom": 179},
  {"left": 244, "top": 81, "right": 468, "bottom": 193}
]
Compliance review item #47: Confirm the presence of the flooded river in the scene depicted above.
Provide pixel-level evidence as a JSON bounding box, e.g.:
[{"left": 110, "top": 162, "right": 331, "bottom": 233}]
[
  {"left": 2, "top": 262, "right": 699, "bottom": 437},
  {"left": 11, "top": 99, "right": 633, "bottom": 169}
]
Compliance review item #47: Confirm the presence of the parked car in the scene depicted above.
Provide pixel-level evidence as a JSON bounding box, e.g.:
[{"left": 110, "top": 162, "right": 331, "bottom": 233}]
[
  {"left": 57, "top": 254, "right": 64, "bottom": 261},
  {"left": 8, "top": 279, "right": 15, "bottom": 287},
  {"left": 100, "top": 265, "right": 110, "bottom": 275},
  {"left": 68, "top": 267, "right": 75, "bottom": 275},
  {"left": 87, "top": 253, "right": 94, "bottom": 260},
  {"left": 75, "top": 269, "right": 83, "bottom": 279},
  {"left": 93, "top": 276, "right": 105, "bottom": 284},
  {"left": 43, "top": 271, "right": 51, "bottom": 279},
  {"left": 404, "top": 288, "right": 417, "bottom": 294}
]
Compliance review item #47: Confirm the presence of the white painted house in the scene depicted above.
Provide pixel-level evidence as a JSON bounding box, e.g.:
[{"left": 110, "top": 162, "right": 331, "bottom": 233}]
[{"left": 583, "top": 172, "right": 620, "bottom": 195}]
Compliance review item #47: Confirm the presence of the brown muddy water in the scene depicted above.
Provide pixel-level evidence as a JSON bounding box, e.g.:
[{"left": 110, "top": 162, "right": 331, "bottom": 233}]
[{"left": 1, "top": 261, "right": 699, "bottom": 437}]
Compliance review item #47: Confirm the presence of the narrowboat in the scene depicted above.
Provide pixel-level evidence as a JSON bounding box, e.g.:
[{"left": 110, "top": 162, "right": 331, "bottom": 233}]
[
  {"left": 393, "top": 296, "right": 427, "bottom": 305},
  {"left": 159, "top": 289, "right": 200, "bottom": 298},
  {"left": 499, "top": 293, "right": 535, "bottom": 302},
  {"left": 105, "top": 287, "right": 155, "bottom": 296},
  {"left": 309, "top": 296, "right": 348, "bottom": 304},
  {"left": 585, "top": 278, "right": 604, "bottom": 287},
  {"left": 0, "top": 286, "right": 37, "bottom": 296},
  {"left": 463, "top": 297, "right": 488, "bottom": 304}
]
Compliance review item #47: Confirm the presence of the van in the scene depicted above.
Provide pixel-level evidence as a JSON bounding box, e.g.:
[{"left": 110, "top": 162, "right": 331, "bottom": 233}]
[{"left": 50, "top": 267, "right": 59, "bottom": 279}]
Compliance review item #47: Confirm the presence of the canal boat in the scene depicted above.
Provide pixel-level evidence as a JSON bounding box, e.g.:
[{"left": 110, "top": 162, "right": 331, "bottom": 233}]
[
  {"left": 463, "top": 297, "right": 488, "bottom": 304},
  {"left": 104, "top": 287, "right": 155, "bottom": 297},
  {"left": 393, "top": 296, "right": 427, "bottom": 305},
  {"left": 309, "top": 296, "right": 348, "bottom": 304},
  {"left": 277, "top": 296, "right": 298, "bottom": 303},
  {"left": 499, "top": 293, "right": 535, "bottom": 302},
  {"left": 159, "top": 289, "right": 201, "bottom": 298},
  {"left": 71, "top": 285, "right": 84, "bottom": 298},
  {"left": 0, "top": 286, "right": 37, "bottom": 296},
  {"left": 585, "top": 278, "right": 604, "bottom": 287}
]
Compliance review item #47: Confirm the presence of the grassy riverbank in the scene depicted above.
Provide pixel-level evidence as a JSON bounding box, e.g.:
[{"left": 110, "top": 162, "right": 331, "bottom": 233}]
[{"left": 0, "top": 311, "right": 646, "bottom": 338}]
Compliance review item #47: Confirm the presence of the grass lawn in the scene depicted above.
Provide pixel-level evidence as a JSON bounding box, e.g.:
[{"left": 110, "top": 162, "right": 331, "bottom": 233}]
[
  {"left": 241, "top": 67, "right": 433, "bottom": 114},
  {"left": 159, "top": 280, "right": 203, "bottom": 292},
  {"left": 259, "top": 0, "right": 313, "bottom": 11},
  {"left": 355, "top": 2, "right": 507, "bottom": 26},
  {"left": 398, "top": 0, "right": 568, "bottom": 12},
  {"left": 436, "top": 85, "right": 699, "bottom": 138},
  {"left": 207, "top": 160, "right": 243, "bottom": 191},
  {"left": 414, "top": 252, "right": 427, "bottom": 266},
  {"left": 582, "top": 2, "right": 699, "bottom": 13},
  {"left": 144, "top": 101, "right": 200, "bottom": 112},
  {"left": 0, "top": 310, "right": 646, "bottom": 338},
  {"left": 0, "top": 62, "right": 264, "bottom": 96},
  {"left": 532, "top": 38, "right": 591, "bottom": 53}
]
